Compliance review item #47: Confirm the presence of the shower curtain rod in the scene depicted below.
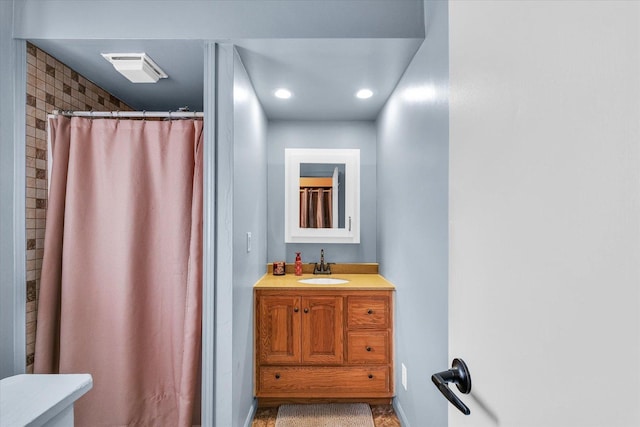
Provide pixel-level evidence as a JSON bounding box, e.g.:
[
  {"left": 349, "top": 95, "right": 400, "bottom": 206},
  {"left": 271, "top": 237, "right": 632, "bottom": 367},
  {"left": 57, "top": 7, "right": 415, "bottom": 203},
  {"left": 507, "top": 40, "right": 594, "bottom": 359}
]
[{"left": 51, "top": 109, "right": 204, "bottom": 118}]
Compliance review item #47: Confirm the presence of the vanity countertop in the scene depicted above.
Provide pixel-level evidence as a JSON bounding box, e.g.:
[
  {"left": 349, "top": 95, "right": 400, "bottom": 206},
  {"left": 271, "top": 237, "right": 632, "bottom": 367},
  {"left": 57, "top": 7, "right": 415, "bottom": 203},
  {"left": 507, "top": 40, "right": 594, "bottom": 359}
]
[{"left": 254, "top": 272, "right": 395, "bottom": 290}]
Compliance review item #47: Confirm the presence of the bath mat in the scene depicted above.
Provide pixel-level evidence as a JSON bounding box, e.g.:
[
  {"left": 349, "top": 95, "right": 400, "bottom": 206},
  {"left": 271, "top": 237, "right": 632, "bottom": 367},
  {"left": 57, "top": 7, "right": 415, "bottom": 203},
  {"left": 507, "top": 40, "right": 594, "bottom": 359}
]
[{"left": 275, "top": 403, "right": 375, "bottom": 427}]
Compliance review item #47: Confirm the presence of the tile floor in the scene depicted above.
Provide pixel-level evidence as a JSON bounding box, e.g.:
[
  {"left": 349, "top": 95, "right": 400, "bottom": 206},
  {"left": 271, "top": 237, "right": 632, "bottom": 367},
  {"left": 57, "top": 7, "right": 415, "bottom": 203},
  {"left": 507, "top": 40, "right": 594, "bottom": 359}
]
[{"left": 251, "top": 404, "right": 401, "bottom": 427}]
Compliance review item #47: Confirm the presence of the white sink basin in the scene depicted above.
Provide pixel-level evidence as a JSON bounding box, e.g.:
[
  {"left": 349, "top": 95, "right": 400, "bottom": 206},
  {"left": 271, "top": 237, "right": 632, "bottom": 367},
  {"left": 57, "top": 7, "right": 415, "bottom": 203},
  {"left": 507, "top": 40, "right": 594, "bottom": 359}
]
[{"left": 298, "top": 278, "right": 349, "bottom": 285}]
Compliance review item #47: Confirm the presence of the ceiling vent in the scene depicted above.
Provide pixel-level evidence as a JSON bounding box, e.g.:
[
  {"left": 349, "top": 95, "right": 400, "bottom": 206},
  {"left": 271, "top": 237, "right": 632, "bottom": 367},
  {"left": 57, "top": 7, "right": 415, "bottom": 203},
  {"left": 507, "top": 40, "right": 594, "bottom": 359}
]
[{"left": 101, "top": 53, "right": 168, "bottom": 83}]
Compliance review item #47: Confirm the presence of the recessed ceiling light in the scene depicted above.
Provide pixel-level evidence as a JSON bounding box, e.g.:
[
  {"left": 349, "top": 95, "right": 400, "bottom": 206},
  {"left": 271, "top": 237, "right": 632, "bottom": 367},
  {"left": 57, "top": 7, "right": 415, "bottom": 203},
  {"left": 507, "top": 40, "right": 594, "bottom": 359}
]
[
  {"left": 274, "top": 88, "right": 292, "bottom": 99},
  {"left": 356, "top": 89, "right": 373, "bottom": 99}
]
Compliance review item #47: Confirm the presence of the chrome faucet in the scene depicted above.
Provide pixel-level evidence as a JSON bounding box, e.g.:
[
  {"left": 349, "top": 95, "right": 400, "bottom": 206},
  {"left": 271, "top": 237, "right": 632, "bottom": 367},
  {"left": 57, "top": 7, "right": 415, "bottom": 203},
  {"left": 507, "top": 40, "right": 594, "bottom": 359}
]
[{"left": 313, "top": 249, "right": 332, "bottom": 274}]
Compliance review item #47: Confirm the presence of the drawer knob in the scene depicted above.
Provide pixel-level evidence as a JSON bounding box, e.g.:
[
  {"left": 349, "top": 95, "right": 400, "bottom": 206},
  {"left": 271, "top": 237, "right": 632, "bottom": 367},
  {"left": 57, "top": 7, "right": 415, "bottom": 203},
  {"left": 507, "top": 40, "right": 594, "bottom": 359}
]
[
  {"left": 368, "top": 374, "right": 374, "bottom": 379},
  {"left": 366, "top": 346, "right": 372, "bottom": 352},
  {"left": 367, "top": 309, "right": 373, "bottom": 315},
  {"left": 304, "top": 308, "right": 309, "bottom": 313},
  {"left": 275, "top": 374, "right": 280, "bottom": 379},
  {"left": 293, "top": 307, "right": 299, "bottom": 313}
]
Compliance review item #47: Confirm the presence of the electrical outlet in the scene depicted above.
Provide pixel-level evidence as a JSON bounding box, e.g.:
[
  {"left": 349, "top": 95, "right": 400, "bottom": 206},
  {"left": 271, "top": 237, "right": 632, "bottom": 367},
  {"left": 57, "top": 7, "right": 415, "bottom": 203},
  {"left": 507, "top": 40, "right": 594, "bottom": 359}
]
[
  {"left": 401, "top": 363, "right": 407, "bottom": 391},
  {"left": 246, "top": 232, "right": 252, "bottom": 252}
]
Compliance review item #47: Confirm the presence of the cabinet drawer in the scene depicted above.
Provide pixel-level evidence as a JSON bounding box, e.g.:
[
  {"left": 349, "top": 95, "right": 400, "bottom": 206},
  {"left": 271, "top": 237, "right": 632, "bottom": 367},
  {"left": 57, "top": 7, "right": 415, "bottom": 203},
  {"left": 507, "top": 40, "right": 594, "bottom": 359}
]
[
  {"left": 347, "top": 331, "right": 389, "bottom": 364},
  {"left": 347, "top": 296, "right": 389, "bottom": 328},
  {"left": 259, "top": 366, "right": 390, "bottom": 394}
]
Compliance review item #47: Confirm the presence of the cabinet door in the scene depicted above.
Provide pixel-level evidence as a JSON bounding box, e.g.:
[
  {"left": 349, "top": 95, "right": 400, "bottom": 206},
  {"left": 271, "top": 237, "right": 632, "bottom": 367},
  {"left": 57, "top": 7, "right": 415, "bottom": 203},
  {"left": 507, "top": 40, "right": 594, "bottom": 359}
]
[
  {"left": 257, "top": 295, "right": 301, "bottom": 364},
  {"left": 301, "top": 296, "right": 344, "bottom": 364}
]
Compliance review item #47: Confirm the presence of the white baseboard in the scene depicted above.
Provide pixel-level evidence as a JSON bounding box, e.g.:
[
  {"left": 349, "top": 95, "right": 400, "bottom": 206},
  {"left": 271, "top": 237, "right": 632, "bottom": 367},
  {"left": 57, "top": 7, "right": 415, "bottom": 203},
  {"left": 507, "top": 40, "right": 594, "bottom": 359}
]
[
  {"left": 393, "top": 397, "right": 410, "bottom": 427},
  {"left": 243, "top": 398, "right": 258, "bottom": 427}
]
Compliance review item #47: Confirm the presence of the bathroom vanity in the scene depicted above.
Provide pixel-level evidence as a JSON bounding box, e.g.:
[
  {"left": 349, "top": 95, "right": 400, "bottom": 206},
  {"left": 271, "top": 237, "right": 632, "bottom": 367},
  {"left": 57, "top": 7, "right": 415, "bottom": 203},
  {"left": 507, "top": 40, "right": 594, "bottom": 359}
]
[{"left": 253, "top": 265, "right": 395, "bottom": 406}]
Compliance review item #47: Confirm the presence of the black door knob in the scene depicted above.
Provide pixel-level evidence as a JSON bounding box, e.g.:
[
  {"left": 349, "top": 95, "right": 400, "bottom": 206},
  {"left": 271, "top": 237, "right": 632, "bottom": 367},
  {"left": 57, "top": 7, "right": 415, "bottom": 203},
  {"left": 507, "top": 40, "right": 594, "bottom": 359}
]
[{"left": 431, "top": 358, "right": 472, "bottom": 415}]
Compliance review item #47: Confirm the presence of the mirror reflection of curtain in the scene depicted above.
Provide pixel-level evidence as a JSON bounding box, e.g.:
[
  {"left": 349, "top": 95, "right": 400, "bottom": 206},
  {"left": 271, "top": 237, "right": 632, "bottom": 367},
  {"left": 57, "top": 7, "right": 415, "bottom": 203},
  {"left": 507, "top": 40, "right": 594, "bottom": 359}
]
[
  {"left": 299, "top": 188, "right": 333, "bottom": 228},
  {"left": 300, "top": 188, "right": 309, "bottom": 228}
]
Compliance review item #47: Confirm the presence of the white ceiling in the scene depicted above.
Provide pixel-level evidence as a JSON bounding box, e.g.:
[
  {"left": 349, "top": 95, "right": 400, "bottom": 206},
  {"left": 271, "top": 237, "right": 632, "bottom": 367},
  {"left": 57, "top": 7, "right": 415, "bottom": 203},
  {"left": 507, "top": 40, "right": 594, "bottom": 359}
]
[
  {"left": 235, "top": 39, "right": 422, "bottom": 120},
  {"left": 31, "top": 39, "right": 206, "bottom": 112},
  {"left": 31, "top": 37, "right": 422, "bottom": 121}
]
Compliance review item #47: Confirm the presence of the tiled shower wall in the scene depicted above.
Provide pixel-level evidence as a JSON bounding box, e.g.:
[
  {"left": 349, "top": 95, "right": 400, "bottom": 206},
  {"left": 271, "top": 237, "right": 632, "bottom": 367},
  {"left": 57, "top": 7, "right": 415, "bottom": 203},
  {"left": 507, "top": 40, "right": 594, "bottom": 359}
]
[{"left": 25, "top": 42, "right": 132, "bottom": 373}]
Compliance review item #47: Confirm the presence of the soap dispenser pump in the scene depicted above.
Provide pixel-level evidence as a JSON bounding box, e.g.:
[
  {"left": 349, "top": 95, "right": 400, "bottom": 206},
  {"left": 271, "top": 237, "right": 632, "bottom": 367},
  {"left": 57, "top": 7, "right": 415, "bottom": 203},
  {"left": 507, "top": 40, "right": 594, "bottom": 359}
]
[{"left": 295, "top": 252, "right": 303, "bottom": 276}]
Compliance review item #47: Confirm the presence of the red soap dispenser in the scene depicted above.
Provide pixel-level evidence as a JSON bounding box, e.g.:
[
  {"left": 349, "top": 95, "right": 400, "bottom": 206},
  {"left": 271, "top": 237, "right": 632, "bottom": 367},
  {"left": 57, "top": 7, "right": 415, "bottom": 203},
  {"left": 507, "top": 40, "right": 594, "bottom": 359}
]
[{"left": 295, "top": 252, "right": 303, "bottom": 276}]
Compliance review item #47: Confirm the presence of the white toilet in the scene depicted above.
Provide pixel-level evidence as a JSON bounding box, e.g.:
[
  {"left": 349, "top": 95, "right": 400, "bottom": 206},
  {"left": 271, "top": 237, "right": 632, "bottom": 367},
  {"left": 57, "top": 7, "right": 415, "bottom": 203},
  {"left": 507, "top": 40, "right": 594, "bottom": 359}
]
[{"left": 0, "top": 374, "right": 92, "bottom": 427}]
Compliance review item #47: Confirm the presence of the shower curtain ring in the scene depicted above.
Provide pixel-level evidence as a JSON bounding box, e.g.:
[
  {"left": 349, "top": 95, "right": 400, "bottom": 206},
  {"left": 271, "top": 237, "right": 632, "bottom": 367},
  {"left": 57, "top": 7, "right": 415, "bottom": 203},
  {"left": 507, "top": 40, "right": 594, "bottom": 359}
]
[{"left": 142, "top": 110, "right": 146, "bottom": 121}]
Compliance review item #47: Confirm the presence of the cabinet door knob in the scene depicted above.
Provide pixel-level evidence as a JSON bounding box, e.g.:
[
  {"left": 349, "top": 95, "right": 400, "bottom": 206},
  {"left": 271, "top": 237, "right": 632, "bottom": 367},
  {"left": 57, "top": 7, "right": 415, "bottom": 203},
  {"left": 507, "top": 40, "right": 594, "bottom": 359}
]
[
  {"left": 275, "top": 373, "right": 280, "bottom": 379},
  {"left": 367, "top": 309, "right": 373, "bottom": 315},
  {"left": 366, "top": 346, "right": 372, "bottom": 352},
  {"left": 368, "top": 374, "right": 374, "bottom": 379},
  {"left": 303, "top": 308, "right": 309, "bottom": 313},
  {"left": 293, "top": 307, "right": 299, "bottom": 313}
]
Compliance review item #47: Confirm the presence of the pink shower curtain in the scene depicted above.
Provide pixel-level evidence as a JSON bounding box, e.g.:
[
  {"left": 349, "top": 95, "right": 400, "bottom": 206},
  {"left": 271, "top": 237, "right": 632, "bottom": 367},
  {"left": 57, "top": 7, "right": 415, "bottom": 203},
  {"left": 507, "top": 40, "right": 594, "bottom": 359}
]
[{"left": 34, "top": 116, "right": 203, "bottom": 427}]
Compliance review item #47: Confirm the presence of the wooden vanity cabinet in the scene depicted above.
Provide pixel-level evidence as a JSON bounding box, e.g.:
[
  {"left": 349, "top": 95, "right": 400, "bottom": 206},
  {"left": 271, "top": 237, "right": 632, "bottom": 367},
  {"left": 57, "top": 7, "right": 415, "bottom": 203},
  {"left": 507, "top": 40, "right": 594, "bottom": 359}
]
[
  {"left": 255, "top": 288, "right": 394, "bottom": 405},
  {"left": 257, "top": 295, "right": 343, "bottom": 365}
]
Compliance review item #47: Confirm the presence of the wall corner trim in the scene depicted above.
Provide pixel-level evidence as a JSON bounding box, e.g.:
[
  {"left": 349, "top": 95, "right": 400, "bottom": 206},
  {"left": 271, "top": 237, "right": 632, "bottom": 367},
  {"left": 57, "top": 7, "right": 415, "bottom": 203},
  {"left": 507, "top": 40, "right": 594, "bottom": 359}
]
[{"left": 201, "top": 41, "right": 216, "bottom": 427}]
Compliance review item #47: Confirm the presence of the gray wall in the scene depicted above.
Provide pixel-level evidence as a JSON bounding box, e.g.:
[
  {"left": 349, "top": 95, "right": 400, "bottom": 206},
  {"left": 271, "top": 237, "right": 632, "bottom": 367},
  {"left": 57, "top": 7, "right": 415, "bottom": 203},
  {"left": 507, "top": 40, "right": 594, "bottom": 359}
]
[
  {"left": 267, "top": 121, "right": 377, "bottom": 264},
  {"left": 3, "top": 0, "right": 424, "bottom": 389},
  {"left": 232, "top": 49, "right": 268, "bottom": 426},
  {"left": 0, "top": 3, "right": 26, "bottom": 379},
  {"left": 14, "top": 0, "right": 425, "bottom": 40},
  {"left": 376, "top": 1, "right": 449, "bottom": 426},
  {"left": 2, "top": 2, "right": 431, "bottom": 426}
]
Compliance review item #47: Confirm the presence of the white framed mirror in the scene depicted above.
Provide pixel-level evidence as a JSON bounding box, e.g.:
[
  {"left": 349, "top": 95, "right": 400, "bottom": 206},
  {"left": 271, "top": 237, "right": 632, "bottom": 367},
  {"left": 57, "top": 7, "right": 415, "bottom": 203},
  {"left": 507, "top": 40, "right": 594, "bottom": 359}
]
[{"left": 285, "top": 148, "right": 360, "bottom": 244}]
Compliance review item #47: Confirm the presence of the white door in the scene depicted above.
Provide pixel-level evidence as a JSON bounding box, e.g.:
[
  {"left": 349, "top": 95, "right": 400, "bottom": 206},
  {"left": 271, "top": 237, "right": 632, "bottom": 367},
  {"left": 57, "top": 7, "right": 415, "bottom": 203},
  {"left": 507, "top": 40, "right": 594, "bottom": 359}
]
[
  {"left": 332, "top": 166, "right": 339, "bottom": 228},
  {"left": 448, "top": 2, "right": 640, "bottom": 426}
]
